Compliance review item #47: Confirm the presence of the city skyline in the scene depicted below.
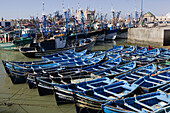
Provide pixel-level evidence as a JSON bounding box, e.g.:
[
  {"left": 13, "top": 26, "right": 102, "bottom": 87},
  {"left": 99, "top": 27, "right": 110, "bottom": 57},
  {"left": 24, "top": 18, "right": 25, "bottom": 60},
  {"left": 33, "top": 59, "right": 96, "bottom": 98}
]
[{"left": 0, "top": 0, "right": 170, "bottom": 19}]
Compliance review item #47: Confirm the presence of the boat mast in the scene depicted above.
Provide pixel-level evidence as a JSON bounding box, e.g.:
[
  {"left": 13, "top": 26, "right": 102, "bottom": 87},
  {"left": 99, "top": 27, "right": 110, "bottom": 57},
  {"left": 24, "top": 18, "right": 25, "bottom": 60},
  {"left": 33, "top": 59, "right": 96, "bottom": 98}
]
[
  {"left": 115, "top": 11, "right": 121, "bottom": 28},
  {"left": 72, "top": 16, "right": 77, "bottom": 42},
  {"left": 64, "top": 10, "right": 68, "bottom": 34},
  {"left": 140, "top": 0, "right": 143, "bottom": 26},
  {"left": 18, "top": 21, "right": 21, "bottom": 39},
  {"left": 111, "top": 9, "right": 115, "bottom": 29},
  {"left": 128, "top": 13, "right": 131, "bottom": 28},
  {"left": 41, "top": 2, "right": 46, "bottom": 39},
  {"left": 100, "top": 13, "right": 103, "bottom": 30},
  {"left": 62, "top": 1, "right": 68, "bottom": 34}
]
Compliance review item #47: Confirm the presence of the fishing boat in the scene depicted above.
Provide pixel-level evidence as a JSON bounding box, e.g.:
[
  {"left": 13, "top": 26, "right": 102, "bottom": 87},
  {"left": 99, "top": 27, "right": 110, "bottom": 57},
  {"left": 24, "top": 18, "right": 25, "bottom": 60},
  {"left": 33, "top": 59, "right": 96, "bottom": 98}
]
[
  {"left": 58, "top": 52, "right": 105, "bottom": 68},
  {"left": 58, "top": 53, "right": 121, "bottom": 77},
  {"left": 26, "top": 53, "right": 120, "bottom": 95},
  {"left": 28, "top": 53, "right": 117, "bottom": 95},
  {"left": 123, "top": 47, "right": 160, "bottom": 64},
  {"left": 140, "top": 48, "right": 160, "bottom": 58},
  {"left": 4, "top": 49, "right": 86, "bottom": 67},
  {"left": 5, "top": 53, "right": 96, "bottom": 84},
  {"left": 105, "top": 29, "right": 118, "bottom": 40},
  {"left": 3, "top": 52, "right": 104, "bottom": 77},
  {"left": 115, "top": 63, "right": 156, "bottom": 84},
  {"left": 115, "top": 28, "right": 128, "bottom": 39},
  {"left": 41, "top": 49, "right": 76, "bottom": 59},
  {"left": 102, "top": 91, "right": 170, "bottom": 113},
  {"left": 91, "top": 61, "right": 136, "bottom": 78},
  {"left": 105, "top": 45, "right": 123, "bottom": 53},
  {"left": 122, "top": 47, "right": 148, "bottom": 62},
  {"left": 45, "top": 52, "right": 95, "bottom": 65},
  {"left": 53, "top": 77, "right": 116, "bottom": 104},
  {"left": 5, "top": 51, "right": 104, "bottom": 85},
  {"left": 8, "top": 69, "right": 28, "bottom": 84},
  {"left": 133, "top": 67, "right": 170, "bottom": 93},
  {"left": 130, "top": 46, "right": 148, "bottom": 56},
  {"left": 156, "top": 50, "right": 170, "bottom": 61},
  {"left": 36, "top": 74, "right": 99, "bottom": 96},
  {"left": 158, "top": 83, "right": 170, "bottom": 94},
  {"left": 157, "top": 60, "right": 170, "bottom": 69},
  {"left": 96, "top": 33, "right": 105, "bottom": 42},
  {"left": 3, "top": 60, "right": 61, "bottom": 74},
  {"left": 19, "top": 35, "right": 96, "bottom": 58},
  {"left": 154, "top": 105, "right": 170, "bottom": 113},
  {"left": 13, "top": 37, "right": 33, "bottom": 47},
  {"left": 136, "top": 57, "right": 157, "bottom": 65},
  {"left": 120, "top": 45, "right": 136, "bottom": 56},
  {"left": 73, "top": 81, "right": 142, "bottom": 113}
]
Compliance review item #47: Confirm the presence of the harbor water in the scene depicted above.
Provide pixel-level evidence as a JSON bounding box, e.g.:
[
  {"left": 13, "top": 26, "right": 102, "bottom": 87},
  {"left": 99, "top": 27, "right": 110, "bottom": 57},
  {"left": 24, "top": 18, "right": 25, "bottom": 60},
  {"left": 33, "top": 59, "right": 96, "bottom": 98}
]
[{"left": 0, "top": 39, "right": 169, "bottom": 113}]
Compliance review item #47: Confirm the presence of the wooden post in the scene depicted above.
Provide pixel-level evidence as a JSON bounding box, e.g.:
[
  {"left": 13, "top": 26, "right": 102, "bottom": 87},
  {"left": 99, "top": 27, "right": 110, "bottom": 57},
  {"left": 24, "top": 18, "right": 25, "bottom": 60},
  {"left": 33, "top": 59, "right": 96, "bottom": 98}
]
[
  {"left": 8, "top": 34, "right": 10, "bottom": 42},
  {"left": 4, "top": 34, "right": 6, "bottom": 43}
]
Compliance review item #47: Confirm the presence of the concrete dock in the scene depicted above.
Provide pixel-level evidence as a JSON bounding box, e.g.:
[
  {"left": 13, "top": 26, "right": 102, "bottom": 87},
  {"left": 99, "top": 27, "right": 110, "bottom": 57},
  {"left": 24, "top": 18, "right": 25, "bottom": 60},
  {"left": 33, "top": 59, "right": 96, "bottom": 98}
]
[{"left": 128, "top": 26, "right": 170, "bottom": 46}]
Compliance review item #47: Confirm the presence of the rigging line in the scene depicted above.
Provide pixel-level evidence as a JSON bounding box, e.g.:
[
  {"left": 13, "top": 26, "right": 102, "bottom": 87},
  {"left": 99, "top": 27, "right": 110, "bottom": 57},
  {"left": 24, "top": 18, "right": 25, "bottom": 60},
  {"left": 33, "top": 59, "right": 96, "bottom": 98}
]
[
  {"left": 2, "top": 102, "right": 56, "bottom": 108},
  {"left": 8, "top": 81, "right": 28, "bottom": 100},
  {"left": 0, "top": 107, "right": 10, "bottom": 113},
  {"left": 57, "top": 103, "right": 75, "bottom": 113},
  {"left": 13, "top": 108, "right": 19, "bottom": 113},
  {"left": 8, "top": 88, "right": 23, "bottom": 100},
  {"left": 18, "top": 104, "right": 28, "bottom": 113}
]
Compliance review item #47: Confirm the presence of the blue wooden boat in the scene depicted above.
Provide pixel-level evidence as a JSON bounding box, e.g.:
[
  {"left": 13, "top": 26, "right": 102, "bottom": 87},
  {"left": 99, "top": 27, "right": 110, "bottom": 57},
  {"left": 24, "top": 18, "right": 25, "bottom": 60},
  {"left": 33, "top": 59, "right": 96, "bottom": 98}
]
[
  {"left": 105, "top": 45, "right": 123, "bottom": 53},
  {"left": 3, "top": 52, "right": 103, "bottom": 74},
  {"left": 4, "top": 50, "right": 92, "bottom": 69},
  {"left": 73, "top": 81, "right": 141, "bottom": 113},
  {"left": 10, "top": 52, "right": 95, "bottom": 68},
  {"left": 91, "top": 61, "right": 136, "bottom": 78},
  {"left": 20, "top": 37, "right": 96, "bottom": 58},
  {"left": 41, "top": 49, "right": 87, "bottom": 60},
  {"left": 80, "top": 54, "right": 121, "bottom": 73},
  {"left": 4, "top": 53, "right": 104, "bottom": 84},
  {"left": 58, "top": 52, "right": 105, "bottom": 68},
  {"left": 157, "top": 60, "right": 170, "bottom": 69},
  {"left": 28, "top": 54, "right": 120, "bottom": 95},
  {"left": 156, "top": 50, "right": 170, "bottom": 61},
  {"left": 115, "top": 63, "right": 156, "bottom": 84},
  {"left": 130, "top": 46, "right": 148, "bottom": 56},
  {"left": 122, "top": 47, "right": 148, "bottom": 63},
  {"left": 154, "top": 105, "right": 170, "bottom": 113},
  {"left": 136, "top": 57, "right": 157, "bottom": 65},
  {"left": 8, "top": 68, "right": 28, "bottom": 84},
  {"left": 133, "top": 67, "right": 170, "bottom": 93},
  {"left": 57, "top": 54, "right": 121, "bottom": 77},
  {"left": 140, "top": 48, "right": 160, "bottom": 57},
  {"left": 33, "top": 53, "right": 118, "bottom": 96},
  {"left": 158, "top": 83, "right": 170, "bottom": 94},
  {"left": 53, "top": 77, "right": 116, "bottom": 104},
  {"left": 26, "top": 53, "right": 120, "bottom": 88},
  {"left": 120, "top": 45, "right": 136, "bottom": 56},
  {"left": 123, "top": 48, "right": 160, "bottom": 64},
  {"left": 4, "top": 49, "right": 85, "bottom": 66},
  {"left": 35, "top": 74, "right": 100, "bottom": 96},
  {"left": 102, "top": 91, "right": 170, "bottom": 113},
  {"left": 41, "top": 49, "right": 75, "bottom": 59},
  {"left": 50, "top": 52, "right": 95, "bottom": 64},
  {"left": 4, "top": 61, "right": 61, "bottom": 74}
]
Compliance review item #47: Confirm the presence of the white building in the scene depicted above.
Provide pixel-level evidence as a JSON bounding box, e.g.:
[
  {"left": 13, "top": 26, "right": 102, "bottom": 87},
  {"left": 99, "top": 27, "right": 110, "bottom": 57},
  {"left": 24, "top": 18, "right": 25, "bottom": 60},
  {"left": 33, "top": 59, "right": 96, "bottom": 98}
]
[
  {"left": 76, "top": 8, "right": 95, "bottom": 21},
  {"left": 0, "top": 20, "right": 13, "bottom": 28},
  {"left": 155, "top": 13, "right": 170, "bottom": 21}
]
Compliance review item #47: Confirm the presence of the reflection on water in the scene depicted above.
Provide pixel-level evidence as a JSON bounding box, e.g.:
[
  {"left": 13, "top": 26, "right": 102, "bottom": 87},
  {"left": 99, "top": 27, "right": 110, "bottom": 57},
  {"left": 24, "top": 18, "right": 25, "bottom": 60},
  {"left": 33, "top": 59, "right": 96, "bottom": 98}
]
[{"left": 0, "top": 39, "right": 169, "bottom": 113}]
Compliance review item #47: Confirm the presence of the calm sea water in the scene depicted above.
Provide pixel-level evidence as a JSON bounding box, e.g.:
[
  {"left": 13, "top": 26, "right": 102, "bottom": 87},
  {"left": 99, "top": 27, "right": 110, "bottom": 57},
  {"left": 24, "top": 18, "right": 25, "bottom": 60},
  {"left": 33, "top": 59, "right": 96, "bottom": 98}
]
[{"left": 0, "top": 39, "right": 169, "bottom": 113}]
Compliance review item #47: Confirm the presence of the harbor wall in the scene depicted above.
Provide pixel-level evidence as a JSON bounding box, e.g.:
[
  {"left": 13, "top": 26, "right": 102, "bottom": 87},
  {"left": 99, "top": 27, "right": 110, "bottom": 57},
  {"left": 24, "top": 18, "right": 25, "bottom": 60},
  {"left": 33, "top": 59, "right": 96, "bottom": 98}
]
[{"left": 128, "top": 27, "right": 170, "bottom": 46}]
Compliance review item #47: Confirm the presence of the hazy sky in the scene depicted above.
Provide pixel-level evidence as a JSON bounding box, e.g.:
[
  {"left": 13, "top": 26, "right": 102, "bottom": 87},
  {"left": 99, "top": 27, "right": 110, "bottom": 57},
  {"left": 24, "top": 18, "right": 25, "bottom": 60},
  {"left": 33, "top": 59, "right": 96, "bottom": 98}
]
[{"left": 0, "top": 0, "right": 169, "bottom": 19}]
